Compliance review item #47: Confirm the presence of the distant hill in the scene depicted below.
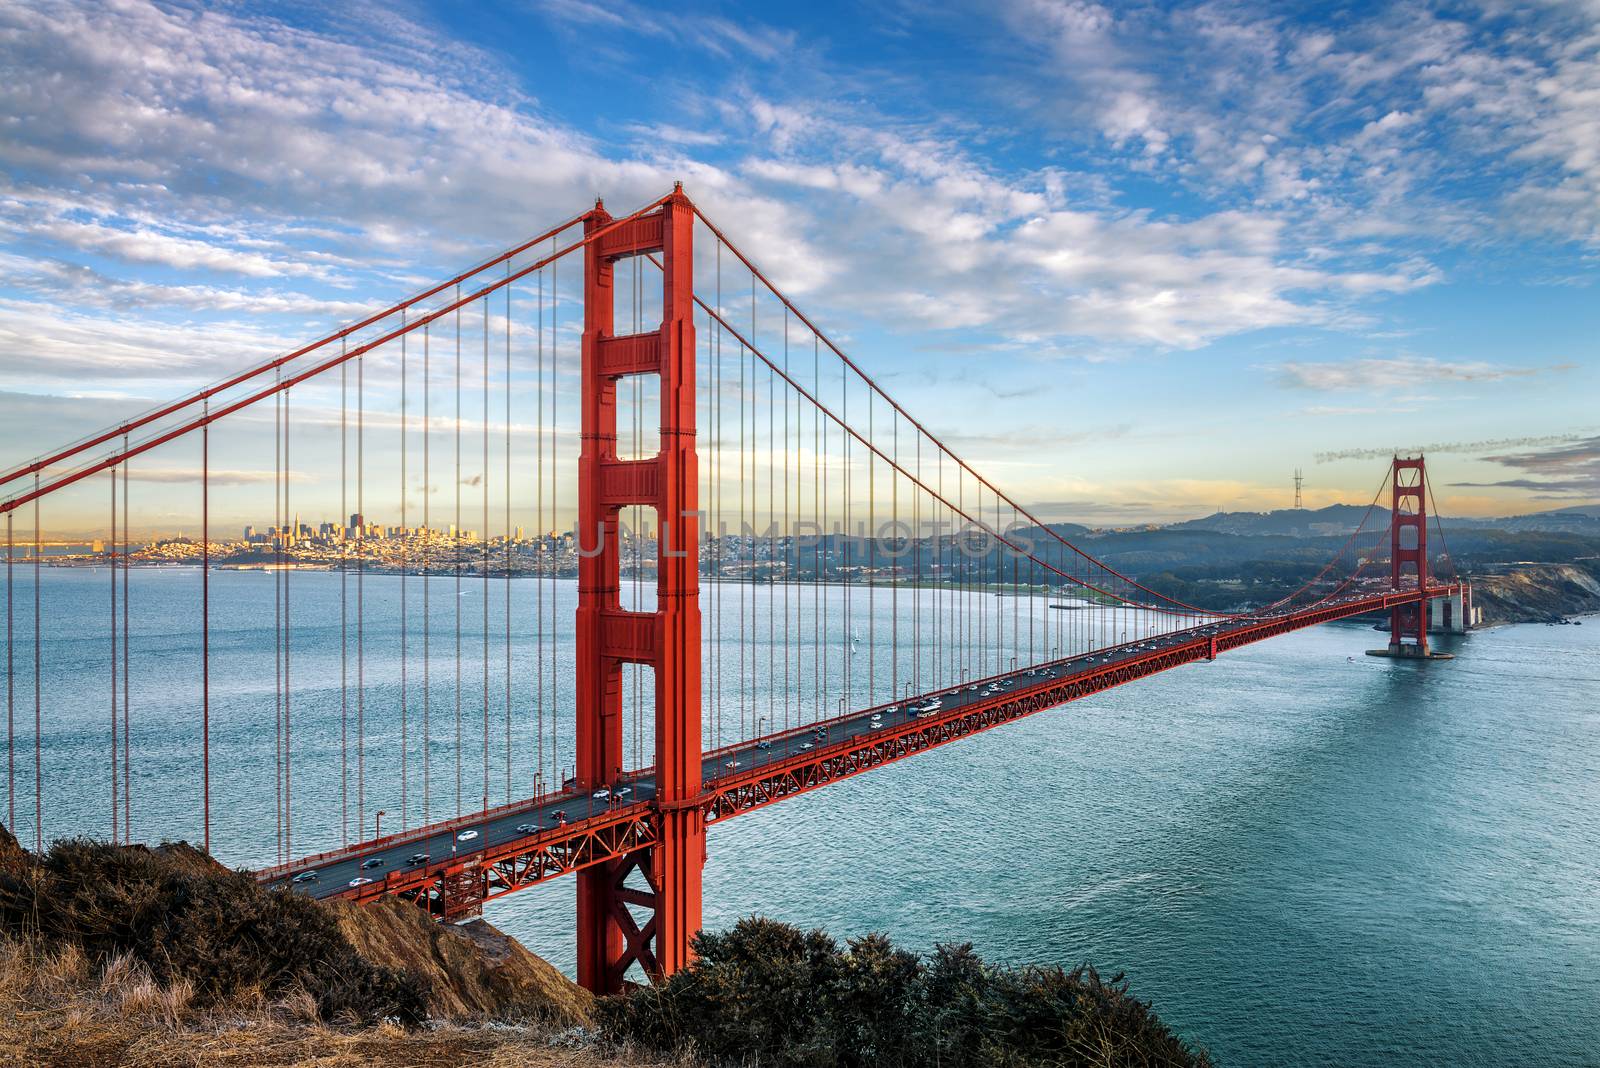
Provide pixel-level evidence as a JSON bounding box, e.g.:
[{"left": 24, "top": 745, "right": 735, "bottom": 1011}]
[
  {"left": 1161, "top": 503, "right": 1600, "bottom": 538},
  {"left": 1166, "top": 504, "right": 1378, "bottom": 538}
]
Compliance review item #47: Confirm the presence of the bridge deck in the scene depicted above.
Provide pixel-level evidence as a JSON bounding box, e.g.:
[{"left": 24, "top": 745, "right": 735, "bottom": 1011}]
[{"left": 260, "top": 584, "right": 1457, "bottom": 913}]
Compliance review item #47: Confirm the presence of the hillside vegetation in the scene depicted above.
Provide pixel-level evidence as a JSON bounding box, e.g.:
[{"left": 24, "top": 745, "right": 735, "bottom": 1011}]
[
  {"left": 0, "top": 829, "right": 1210, "bottom": 1067},
  {"left": 603, "top": 918, "right": 1213, "bottom": 1068}
]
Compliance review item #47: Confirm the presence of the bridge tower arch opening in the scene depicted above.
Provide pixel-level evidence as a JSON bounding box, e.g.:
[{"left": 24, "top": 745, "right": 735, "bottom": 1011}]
[{"left": 575, "top": 186, "right": 704, "bottom": 992}]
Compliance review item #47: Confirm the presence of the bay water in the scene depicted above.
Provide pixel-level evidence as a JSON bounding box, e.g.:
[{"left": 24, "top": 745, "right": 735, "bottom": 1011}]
[{"left": 5, "top": 565, "right": 1597, "bottom": 1065}]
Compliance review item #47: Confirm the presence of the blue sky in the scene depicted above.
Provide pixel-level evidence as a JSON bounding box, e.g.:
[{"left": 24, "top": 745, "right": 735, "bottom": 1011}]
[{"left": 1, "top": 0, "right": 1596, "bottom": 528}]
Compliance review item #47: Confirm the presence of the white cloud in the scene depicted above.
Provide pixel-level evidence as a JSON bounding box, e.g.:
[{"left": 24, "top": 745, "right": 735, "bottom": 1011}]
[
  {"left": 1273, "top": 356, "right": 1552, "bottom": 391},
  {"left": 0, "top": 298, "right": 283, "bottom": 386},
  {"left": 737, "top": 122, "right": 1432, "bottom": 347},
  {"left": 993, "top": 0, "right": 1600, "bottom": 247}
]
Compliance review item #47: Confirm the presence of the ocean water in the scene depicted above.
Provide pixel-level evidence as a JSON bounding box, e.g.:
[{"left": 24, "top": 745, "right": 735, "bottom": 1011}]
[{"left": 5, "top": 565, "right": 1598, "bottom": 1066}]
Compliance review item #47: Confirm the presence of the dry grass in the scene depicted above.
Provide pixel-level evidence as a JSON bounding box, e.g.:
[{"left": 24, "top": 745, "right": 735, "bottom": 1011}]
[{"left": 0, "top": 936, "right": 688, "bottom": 1068}]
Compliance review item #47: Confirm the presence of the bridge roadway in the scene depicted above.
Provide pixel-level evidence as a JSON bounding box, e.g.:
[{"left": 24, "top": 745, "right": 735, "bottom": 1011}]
[{"left": 260, "top": 583, "right": 1456, "bottom": 914}]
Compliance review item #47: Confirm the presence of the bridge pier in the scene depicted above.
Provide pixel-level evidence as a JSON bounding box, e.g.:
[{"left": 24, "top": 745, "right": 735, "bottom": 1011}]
[
  {"left": 575, "top": 188, "right": 704, "bottom": 993},
  {"left": 1427, "top": 583, "right": 1476, "bottom": 633}
]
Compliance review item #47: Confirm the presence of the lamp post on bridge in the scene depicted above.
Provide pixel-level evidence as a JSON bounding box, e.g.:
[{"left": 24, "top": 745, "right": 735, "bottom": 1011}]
[{"left": 374, "top": 810, "right": 385, "bottom": 840}]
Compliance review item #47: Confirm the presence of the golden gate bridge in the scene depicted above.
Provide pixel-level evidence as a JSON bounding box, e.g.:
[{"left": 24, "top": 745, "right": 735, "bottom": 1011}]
[{"left": 0, "top": 186, "right": 1462, "bottom": 992}]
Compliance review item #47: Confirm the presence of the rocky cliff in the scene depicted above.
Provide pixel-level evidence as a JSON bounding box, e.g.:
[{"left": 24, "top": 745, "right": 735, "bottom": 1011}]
[{"left": 1470, "top": 560, "right": 1600, "bottom": 623}]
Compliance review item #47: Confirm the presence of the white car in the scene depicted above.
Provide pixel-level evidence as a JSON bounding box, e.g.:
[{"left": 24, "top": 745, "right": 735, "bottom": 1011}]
[
  {"left": 799, "top": 742, "right": 814, "bottom": 750},
  {"left": 591, "top": 787, "right": 611, "bottom": 800},
  {"left": 615, "top": 786, "right": 633, "bottom": 798},
  {"left": 348, "top": 876, "right": 373, "bottom": 888},
  {"left": 456, "top": 829, "right": 479, "bottom": 842},
  {"left": 515, "top": 822, "right": 537, "bottom": 834}
]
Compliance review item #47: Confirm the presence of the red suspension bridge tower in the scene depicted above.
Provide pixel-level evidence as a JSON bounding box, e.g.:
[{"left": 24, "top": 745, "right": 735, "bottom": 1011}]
[
  {"left": 1385, "top": 455, "right": 1434, "bottom": 658},
  {"left": 575, "top": 186, "right": 704, "bottom": 991}
]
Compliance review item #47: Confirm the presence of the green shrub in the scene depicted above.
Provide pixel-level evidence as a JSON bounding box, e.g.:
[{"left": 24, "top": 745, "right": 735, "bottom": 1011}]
[
  {"left": 599, "top": 917, "right": 1211, "bottom": 1068},
  {"left": 0, "top": 835, "right": 426, "bottom": 1025}
]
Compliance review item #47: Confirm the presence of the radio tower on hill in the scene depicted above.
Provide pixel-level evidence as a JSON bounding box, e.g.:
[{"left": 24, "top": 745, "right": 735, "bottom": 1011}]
[{"left": 1294, "top": 468, "right": 1304, "bottom": 509}]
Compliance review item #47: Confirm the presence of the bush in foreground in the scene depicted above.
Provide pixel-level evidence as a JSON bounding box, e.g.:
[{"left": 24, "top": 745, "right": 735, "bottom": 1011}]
[
  {"left": 600, "top": 917, "right": 1212, "bottom": 1068},
  {"left": 0, "top": 832, "right": 427, "bottom": 1025}
]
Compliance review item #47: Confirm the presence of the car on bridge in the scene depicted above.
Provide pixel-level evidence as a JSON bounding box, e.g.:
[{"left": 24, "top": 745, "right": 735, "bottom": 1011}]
[
  {"left": 292, "top": 870, "right": 318, "bottom": 884},
  {"left": 361, "top": 857, "right": 384, "bottom": 870},
  {"left": 456, "top": 829, "right": 479, "bottom": 842},
  {"left": 407, "top": 853, "right": 429, "bottom": 866}
]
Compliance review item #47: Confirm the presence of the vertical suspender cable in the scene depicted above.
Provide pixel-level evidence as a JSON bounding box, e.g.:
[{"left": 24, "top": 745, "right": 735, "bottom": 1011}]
[
  {"left": 455, "top": 290, "right": 463, "bottom": 817},
  {"left": 121, "top": 452, "right": 130, "bottom": 844},
  {"left": 806, "top": 329, "right": 819, "bottom": 722},
  {"left": 32, "top": 477, "right": 41, "bottom": 851},
  {"left": 202, "top": 401, "right": 210, "bottom": 854},
  {"left": 632, "top": 261, "right": 642, "bottom": 768},
  {"left": 634, "top": 261, "right": 643, "bottom": 767},
  {"left": 504, "top": 266, "right": 512, "bottom": 803},
  {"left": 550, "top": 244, "right": 559, "bottom": 787},
  {"left": 483, "top": 295, "right": 491, "bottom": 812},
  {"left": 274, "top": 385, "right": 282, "bottom": 861},
  {"left": 341, "top": 344, "right": 349, "bottom": 845},
  {"left": 108, "top": 474, "right": 116, "bottom": 841},
  {"left": 843, "top": 351, "right": 850, "bottom": 710},
  {"left": 869, "top": 392, "right": 876, "bottom": 705},
  {"left": 4, "top": 511, "right": 11, "bottom": 831},
  {"left": 783, "top": 310, "right": 790, "bottom": 735},
  {"left": 400, "top": 316, "right": 409, "bottom": 829},
  {"left": 710, "top": 251, "right": 716, "bottom": 751},
  {"left": 535, "top": 273, "right": 544, "bottom": 790},
  {"left": 552, "top": 251, "right": 562, "bottom": 790},
  {"left": 738, "top": 275, "right": 746, "bottom": 745},
  {"left": 816, "top": 332, "right": 824, "bottom": 724},
  {"left": 357, "top": 343, "right": 366, "bottom": 839},
  {"left": 767, "top": 341, "right": 775, "bottom": 737},
  {"left": 284, "top": 386, "right": 292, "bottom": 857},
  {"left": 707, "top": 299, "right": 716, "bottom": 752},
  {"left": 424, "top": 326, "right": 432, "bottom": 821}
]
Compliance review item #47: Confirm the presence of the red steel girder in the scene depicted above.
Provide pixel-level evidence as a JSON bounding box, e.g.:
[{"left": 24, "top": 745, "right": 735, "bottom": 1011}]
[
  {"left": 699, "top": 587, "right": 1457, "bottom": 821},
  {"left": 334, "top": 804, "right": 658, "bottom": 913}
]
